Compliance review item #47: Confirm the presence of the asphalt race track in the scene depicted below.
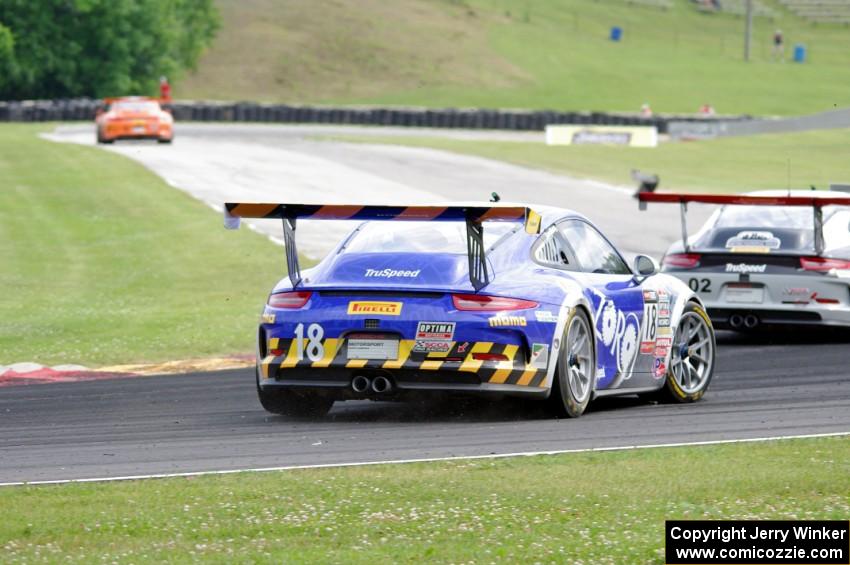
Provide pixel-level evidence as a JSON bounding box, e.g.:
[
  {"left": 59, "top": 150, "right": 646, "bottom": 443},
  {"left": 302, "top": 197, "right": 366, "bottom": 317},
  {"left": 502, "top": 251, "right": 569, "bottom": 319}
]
[
  {"left": 2, "top": 331, "right": 849, "bottom": 484},
  {"left": 2, "top": 124, "right": 847, "bottom": 484},
  {"left": 45, "top": 123, "right": 714, "bottom": 259}
]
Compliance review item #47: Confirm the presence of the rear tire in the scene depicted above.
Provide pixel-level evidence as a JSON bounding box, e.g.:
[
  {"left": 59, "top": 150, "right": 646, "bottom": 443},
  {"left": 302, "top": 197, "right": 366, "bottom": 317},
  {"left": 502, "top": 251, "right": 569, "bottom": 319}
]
[
  {"left": 659, "top": 302, "right": 716, "bottom": 403},
  {"left": 157, "top": 137, "right": 172, "bottom": 144},
  {"left": 549, "top": 309, "right": 595, "bottom": 418},
  {"left": 255, "top": 368, "right": 334, "bottom": 418}
]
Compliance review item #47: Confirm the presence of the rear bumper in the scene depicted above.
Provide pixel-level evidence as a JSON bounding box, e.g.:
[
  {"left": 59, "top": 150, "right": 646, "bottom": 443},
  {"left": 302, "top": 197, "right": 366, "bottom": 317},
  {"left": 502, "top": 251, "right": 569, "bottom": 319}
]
[
  {"left": 707, "top": 307, "right": 824, "bottom": 328},
  {"left": 100, "top": 122, "right": 172, "bottom": 140},
  {"left": 258, "top": 354, "right": 549, "bottom": 399},
  {"left": 668, "top": 272, "right": 850, "bottom": 328}
]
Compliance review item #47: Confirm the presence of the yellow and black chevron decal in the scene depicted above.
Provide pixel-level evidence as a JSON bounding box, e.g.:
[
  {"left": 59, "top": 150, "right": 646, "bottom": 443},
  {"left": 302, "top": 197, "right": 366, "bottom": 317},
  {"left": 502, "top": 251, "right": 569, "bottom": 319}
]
[
  {"left": 261, "top": 337, "right": 547, "bottom": 387},
  {"left": 224, "top": 203, "right": 539, "bottom": 231}
]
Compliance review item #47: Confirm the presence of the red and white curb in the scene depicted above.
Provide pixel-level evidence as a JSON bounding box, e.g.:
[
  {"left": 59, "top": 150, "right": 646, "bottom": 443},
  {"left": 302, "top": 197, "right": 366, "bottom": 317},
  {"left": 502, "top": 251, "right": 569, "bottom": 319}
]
[
  {"left": 0, "top": 363, "right": 134, "bottom": 387},
  {"left": 0, "top": 357, "right": 254, "bottom": 387}
]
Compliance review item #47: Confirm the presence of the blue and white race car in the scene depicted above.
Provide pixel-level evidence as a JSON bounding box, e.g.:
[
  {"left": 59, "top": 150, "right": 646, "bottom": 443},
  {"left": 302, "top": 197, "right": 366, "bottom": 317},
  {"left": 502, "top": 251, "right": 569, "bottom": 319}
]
[{"left": 225, "top": 203, "right": 717, "bottom": 418}]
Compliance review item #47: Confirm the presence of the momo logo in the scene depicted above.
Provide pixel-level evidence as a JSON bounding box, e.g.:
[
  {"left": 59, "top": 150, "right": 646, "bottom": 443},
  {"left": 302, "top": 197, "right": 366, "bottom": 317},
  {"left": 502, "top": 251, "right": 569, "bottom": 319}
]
[
  {"left": 725, "top": 263, "right": 767, "bottom": 273},
  {"left": 347, "top": 301, "right": 402, "bottom": 316},
  {"left": 488, "top": 316, "right": 527, "bottom": 327},
  {"left": 364, "top": 268, "right": 421, "bottom": 278}
]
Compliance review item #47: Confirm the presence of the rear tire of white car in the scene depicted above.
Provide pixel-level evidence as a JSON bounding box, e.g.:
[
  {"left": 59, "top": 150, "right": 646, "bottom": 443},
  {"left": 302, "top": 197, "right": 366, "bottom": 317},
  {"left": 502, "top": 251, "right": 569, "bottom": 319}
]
[
  {"left": 255, "top": 367, "right": 334, "bottom": 418},
  {"left": 659, "top": 302, "right": 715, "bottom": 403},
  {"left": 549, "top": 309, "right": 595, "bottom": 418}
]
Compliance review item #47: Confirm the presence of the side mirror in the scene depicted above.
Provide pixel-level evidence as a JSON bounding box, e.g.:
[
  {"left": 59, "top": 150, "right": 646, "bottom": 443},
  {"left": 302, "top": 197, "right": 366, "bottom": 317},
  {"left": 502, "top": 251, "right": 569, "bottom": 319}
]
[{"left": 633, "top": 254, "right": 658, "bottom": 278}]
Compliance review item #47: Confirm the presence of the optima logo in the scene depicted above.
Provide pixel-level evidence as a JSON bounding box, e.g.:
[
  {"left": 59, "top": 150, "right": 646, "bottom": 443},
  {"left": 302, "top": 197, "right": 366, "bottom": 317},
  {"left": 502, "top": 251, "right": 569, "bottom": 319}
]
[
  {"left": 364, "top": 268, "right": 421, "bottom": 278},
  {"left": 725, "top": 263, "right": 767, "bottom": 273},
  {"left": 347, "top": 301, "right": 402, "bottom": 316}
]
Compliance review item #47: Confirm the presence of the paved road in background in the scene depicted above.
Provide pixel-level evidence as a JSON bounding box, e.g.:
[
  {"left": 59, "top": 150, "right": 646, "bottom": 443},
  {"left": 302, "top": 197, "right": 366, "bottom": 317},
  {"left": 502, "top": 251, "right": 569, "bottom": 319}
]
[
  {"left": 2, "top": 331, "right": 849, "bottom": 483},
  {"left": 3, "top": 124, "right": 842, "bottom": 484},
  {"left": 47, "top": 123, "right": 711, "bottom": 259}
]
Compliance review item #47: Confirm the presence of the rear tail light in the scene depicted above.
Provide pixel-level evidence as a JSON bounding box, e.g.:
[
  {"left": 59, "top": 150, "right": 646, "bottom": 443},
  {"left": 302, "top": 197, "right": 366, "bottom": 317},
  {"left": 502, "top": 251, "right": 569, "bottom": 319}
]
[
  {"left": 799, "top": 257, "right": 850, "bottom": 272},
  {"left": 267, "top": 291, "right": 312, "bottom": 308},
  {"left": 662, "top": 253, "right": 701, "bottom": 269},
  {"left": 452, "top": 293, "right": 538, "bottom": 311},
  {"left": 472, "top": 352, "right": 509, "bottom": 362}
]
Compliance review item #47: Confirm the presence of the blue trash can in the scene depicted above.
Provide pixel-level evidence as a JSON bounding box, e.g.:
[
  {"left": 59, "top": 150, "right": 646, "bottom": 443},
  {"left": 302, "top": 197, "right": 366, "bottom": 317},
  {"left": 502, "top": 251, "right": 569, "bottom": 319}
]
[
  {"left": 610, "top": 26, "right": 622, "bottom": 42},
  {"left": 793, "top": 44, "right": 806, "bottom": 63}
]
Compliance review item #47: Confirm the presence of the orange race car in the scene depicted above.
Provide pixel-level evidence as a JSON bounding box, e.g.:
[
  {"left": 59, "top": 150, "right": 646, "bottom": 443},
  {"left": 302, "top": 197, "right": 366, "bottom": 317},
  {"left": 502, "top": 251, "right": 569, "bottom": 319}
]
[{"left": 95, "top": 96, "right": 174, "bottom": 144}]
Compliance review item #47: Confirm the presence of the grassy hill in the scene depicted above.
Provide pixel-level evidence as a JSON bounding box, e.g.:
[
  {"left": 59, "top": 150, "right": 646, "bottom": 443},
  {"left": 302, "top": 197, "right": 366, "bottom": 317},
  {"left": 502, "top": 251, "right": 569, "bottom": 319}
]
[{"left": 179, "top": 0, "right": 850, "bottom": 115}]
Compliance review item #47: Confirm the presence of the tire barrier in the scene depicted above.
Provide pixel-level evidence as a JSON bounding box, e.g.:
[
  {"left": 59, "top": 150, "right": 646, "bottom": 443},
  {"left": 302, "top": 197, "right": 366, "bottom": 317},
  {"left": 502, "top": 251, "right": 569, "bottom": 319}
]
[{"left": 0, "top": 98, "right": 752, "bottom": 134}]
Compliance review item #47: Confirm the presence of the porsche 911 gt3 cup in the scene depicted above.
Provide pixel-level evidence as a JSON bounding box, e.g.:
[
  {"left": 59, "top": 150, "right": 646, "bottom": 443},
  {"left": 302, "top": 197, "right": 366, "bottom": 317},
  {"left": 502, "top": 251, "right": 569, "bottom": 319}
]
[
  {"left": 224, "top": 202, "right": 716, "bottom": 418},
  {"left": 640, "top": 190, "right": 850, "bottom": 330}
]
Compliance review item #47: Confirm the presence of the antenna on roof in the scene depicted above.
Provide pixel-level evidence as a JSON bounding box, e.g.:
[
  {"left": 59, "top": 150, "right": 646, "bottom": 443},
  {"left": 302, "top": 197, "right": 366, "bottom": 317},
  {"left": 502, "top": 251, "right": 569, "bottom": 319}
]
[{"left": 490, "top": 192, "right": 501, "bottom": 202}]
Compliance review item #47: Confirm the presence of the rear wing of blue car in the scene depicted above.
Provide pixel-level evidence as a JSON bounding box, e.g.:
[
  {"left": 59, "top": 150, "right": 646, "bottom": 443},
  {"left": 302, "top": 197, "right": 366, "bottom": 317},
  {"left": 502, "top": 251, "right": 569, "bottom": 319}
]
[
  {"left": 638, "top": 192, "right": 850, "bottom": 254},
  {"left": 224, "top": 203, "right": 542, "bottom": 291}
]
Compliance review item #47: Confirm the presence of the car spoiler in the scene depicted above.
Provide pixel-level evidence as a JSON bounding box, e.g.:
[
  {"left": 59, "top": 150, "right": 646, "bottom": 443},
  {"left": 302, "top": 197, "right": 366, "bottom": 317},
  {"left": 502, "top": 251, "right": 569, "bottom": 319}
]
[
  {"left": 224, "top": 203, "right": 543, "bottom": 291},
  {"left": 638, "top": 192, "right": 850, "bottom": 254}
]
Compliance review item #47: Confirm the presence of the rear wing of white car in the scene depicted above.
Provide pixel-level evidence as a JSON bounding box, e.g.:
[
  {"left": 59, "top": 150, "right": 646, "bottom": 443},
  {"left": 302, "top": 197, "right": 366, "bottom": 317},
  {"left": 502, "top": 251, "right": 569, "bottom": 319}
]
[
  {"left": 224, "top": 203, "right": 542, "bottom": 290},
  {"left": 638, "top": 192, "right": 850, "bottom": 254}
]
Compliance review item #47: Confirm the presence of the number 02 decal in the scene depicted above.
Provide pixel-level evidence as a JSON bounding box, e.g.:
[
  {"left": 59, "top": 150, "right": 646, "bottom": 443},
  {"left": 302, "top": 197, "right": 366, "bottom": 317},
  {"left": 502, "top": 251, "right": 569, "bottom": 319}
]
[
  {"left": 294, "top": 323, "right": 324, "bottom": 361},
  {"left": 688, "top": 278, "right": 712, "bottom": 293},
  {"left": 641, "top": 303, "right": 658, "bottom": 342}
]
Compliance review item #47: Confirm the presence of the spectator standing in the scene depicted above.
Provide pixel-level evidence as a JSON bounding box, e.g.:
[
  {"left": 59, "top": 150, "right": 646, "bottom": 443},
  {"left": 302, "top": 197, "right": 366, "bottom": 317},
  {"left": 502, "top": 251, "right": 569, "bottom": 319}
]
[
  {"left": 699, "top": 103, "right": 715, "bottom": 116},
  {"left": 159, "top": 76, "right": 172, "bottom": 102},
  {"left": 772, "top": 29, "right": 784, "bottom": 61},
  {"left": 640, "top": 103, "right": 653, "bottom": 117}
]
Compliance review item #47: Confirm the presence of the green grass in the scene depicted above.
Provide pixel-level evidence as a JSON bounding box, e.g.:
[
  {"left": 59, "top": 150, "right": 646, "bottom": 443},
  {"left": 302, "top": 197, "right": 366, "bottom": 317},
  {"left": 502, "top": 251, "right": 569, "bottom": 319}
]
[
  {"left": 0, "top": 124, "right": 285, "bottom": 366},
  {"left": 329, "top": 129, "right": 850, "bottom": 192},
  {"left": 181, "top": 0, "right": 850, "bottom": 115},
  {"left": 1, "top": 437, "right": 848, "bottom": 562}
]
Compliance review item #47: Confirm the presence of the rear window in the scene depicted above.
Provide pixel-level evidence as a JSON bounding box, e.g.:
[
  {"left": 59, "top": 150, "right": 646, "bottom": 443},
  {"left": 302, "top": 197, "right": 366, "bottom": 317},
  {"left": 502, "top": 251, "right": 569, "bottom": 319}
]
[
  {"left": 344, "top": 221, "right": 515, "bottom": 254},
  {"left": 713, "top": 205, "right": 813, "bottom": 230},
  {"left": 824, "top": 209, "right": 850, "bottom": 254},
  {"left": 699, "top": 204, "right": 850, "bottom": 253}
]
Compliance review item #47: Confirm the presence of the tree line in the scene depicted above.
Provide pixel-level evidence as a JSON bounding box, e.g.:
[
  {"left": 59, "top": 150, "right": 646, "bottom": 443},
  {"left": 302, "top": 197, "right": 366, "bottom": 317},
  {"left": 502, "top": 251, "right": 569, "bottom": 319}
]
[{"left": 0, "top": 0, "right": 219, "bottom": 100}]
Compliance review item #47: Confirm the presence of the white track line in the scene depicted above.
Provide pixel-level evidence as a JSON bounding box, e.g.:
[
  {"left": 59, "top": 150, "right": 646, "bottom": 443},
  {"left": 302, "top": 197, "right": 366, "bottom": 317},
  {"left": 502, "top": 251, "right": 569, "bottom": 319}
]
[{"left": 2, "top": 431, "right": 848, "bottom": 488}]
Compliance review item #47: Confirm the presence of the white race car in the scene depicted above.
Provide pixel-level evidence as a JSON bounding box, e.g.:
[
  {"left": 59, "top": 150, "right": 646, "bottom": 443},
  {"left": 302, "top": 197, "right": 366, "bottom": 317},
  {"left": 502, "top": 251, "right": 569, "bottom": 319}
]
[{"left": 640, "top": 190, "right": 850, "bottom": 330}]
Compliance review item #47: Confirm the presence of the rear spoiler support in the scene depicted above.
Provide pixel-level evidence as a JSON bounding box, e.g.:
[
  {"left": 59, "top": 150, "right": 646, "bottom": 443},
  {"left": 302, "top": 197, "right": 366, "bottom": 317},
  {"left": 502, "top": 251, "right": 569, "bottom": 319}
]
[
  {"left": 814, "top": 206, "right": 824, "bottom": 255},
  {"left": 465, "top": 216, "right": 489, "bottom": 290},
  {"left": 282, "top": 217, "right": 301, "bottom": 288},
  {"left": 224, "top": 203, "right": 541, "bottom": 291},
  {"left": 639, "top": 192, "right": 850, "bottom": 256},
  {"left": 679, "top": 201, "right": 690, "bottom": 252}
]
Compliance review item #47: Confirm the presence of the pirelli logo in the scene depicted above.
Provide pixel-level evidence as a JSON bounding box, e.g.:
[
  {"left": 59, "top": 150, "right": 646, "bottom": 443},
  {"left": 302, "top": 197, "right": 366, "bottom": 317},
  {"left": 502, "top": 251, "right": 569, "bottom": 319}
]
[
  {"left": 488, "top": 315, "right": 527, "bottom": 327},
  {"left": 347, "top": 301, "right": 402, "bottom": 316}
]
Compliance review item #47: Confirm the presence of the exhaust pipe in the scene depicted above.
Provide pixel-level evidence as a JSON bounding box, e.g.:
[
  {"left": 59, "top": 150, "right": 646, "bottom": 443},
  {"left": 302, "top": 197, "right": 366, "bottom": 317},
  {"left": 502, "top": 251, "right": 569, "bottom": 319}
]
[
  {"left": 743, "top": 314, "right": 759, "bottom": 329},
  {"left": 729, "top": 314, "right": 744, "bottom": 329},
  {"left": 371, "top": 376, "right": 392, "bottom": 394},
  {"left": 351, "top": 375, "right": 371, "bottom": 393}
]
